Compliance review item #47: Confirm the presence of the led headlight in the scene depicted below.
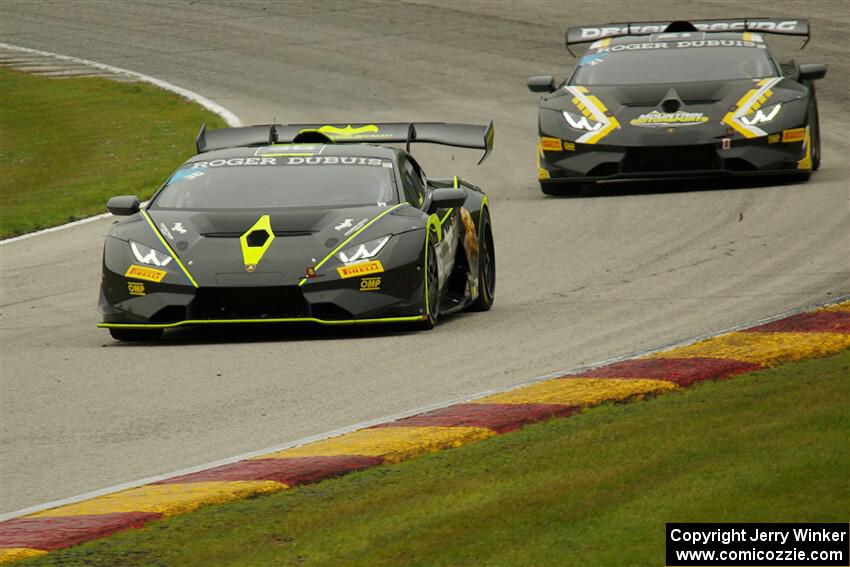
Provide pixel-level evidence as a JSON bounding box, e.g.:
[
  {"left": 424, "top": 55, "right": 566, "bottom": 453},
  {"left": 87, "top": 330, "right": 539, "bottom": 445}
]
[
  {"left": 130, "top": 241, "right": 173, "bottom": 267},
  {"left": 336, "top": 235, "right": 390, "bottom": 264},
  {"left": 741, "top": 102, "right": 782, "bottom": 126},
  {"left": 562, "top": 109, "right": 602, "bottom": 132}
]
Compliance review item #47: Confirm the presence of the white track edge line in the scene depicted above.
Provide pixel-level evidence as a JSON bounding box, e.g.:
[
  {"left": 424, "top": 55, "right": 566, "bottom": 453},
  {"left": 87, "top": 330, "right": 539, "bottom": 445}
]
[
  {"left": 0, "top": 42, "right": 241, "bottom": 246},
  {"left": 2, "top": 293, "right": 848, "bottom": 522}
]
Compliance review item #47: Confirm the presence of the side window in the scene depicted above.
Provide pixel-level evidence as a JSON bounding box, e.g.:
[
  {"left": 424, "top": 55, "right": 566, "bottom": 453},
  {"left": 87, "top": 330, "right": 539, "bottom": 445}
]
[{"left": 400, "top": 157, "right": 426, "bottom": 207}]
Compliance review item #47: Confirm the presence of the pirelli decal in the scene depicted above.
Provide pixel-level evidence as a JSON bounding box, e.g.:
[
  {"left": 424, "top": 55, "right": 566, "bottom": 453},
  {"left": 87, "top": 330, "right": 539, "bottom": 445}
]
[
  {"left": 782, "top": 127, "right": 806, "bottom": 143},
  {"left": 564, "top": 86, "right": 620, "bottom": 144},
  {"left": 722, "top": 77, "right": 783, "bottom": 138},
  {"left": 338, "top": 260, "right": 384, "bottom": 279},
  {"left": 125, "top": 265, "right": 167, "bottom": 283}
]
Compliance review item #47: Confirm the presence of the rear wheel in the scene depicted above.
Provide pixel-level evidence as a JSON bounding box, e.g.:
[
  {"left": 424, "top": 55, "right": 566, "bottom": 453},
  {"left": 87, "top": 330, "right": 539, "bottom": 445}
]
[
  {"left": 469, "top": 210, "right": 495, "bottom": 312},
  {"left": 108, "top": 327, "right": 163, "bottom": 342}
]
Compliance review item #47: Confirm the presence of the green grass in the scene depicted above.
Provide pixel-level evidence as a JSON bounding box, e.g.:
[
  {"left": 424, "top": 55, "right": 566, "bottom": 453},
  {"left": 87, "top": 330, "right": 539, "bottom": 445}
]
[
  {"left": 25, "top": 351, "right": 849, "bottom": 566},
  {"left": 0, "top": 67, "right": 226, "bottom": 237}
]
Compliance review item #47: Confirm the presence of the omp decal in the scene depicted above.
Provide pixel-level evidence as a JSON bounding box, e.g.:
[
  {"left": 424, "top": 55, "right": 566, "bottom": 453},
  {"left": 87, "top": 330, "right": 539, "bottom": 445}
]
[
  {"left": 782, "top": 127, "right": 806, "bottom": 143},
  {"left": 563, "top": 141, "right": 576, "bottom": 151},
  {"left": 127, "top": 282, "right": 146, "bottom": 296},
  {"left": 124, "top": 265, "right": 166, "bottom": 283},
  {"left": 240, "top": 215, "right": 275, "bottom": 272},
  {"left": 768, "top": 133, "right": 781, "bottom": 144},
  {"left": 139, "top": 210, "right": 198, "bottom": 287},
  {"left": 564, "top": 86, "right": 620, "bottom": 144},
  {"left": 317, "top": 124, "right": 380, "bottom": 138},
  {"left": 630, "top": 110, "right": 709, "bottom": 127},
  {"left": 540, "top": 137, "right": 563, "bottom": 151},
  {"left": 722, "top": 77, "right": 782, "bottom": 138},
  {"left": 797, "top": 126, "right": 812, "bottom": 170},
  {"left": 359, "top": 277, "right": 381, "bottom": 291},
  {"left": 337, "top": 260, "right": 383, "bottom": 279},
  {"left": 298, "top": 203, "right": 406, "bottom": 286}
]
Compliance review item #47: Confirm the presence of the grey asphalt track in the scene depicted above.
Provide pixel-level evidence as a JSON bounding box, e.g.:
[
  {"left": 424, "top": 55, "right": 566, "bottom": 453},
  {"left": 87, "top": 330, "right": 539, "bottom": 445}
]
[{"left": 1, "top": 0, "right": 848, "bottom": 514}]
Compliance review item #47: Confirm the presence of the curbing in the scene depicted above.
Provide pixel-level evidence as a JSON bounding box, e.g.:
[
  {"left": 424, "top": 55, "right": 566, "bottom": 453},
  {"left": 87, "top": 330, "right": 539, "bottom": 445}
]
[{"left": 1, "top": 298, "right": 849, "bottom": 562}]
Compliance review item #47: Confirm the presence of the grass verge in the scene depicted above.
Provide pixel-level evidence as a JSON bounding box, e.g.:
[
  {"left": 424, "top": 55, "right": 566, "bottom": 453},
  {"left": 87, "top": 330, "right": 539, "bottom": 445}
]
[
  {"left": 0, "top": 67, "right": 226, "bottom": 237},
  {"left": 23, "top": 351, "right": 849, "bottom": 566}
]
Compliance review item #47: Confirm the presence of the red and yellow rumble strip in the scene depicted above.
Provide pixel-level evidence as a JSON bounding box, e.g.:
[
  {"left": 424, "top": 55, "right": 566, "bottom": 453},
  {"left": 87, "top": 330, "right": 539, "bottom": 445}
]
[{"left": 2, "top": 300, "right": 849, "bottom": 562}]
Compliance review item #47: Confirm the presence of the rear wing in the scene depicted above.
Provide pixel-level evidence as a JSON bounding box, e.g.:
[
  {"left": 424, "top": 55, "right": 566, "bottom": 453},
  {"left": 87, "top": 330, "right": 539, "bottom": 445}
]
[
  {"left": 195, "top": 121, "right": 494, "bottom": 164},
  {"left": 566, "top": 18, "right": 810, "bottom": 54}
]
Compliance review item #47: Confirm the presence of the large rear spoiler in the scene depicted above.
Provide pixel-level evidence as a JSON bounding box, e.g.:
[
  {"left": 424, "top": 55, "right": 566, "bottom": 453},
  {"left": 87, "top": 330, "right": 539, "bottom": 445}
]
[
  {"left": 195, "top": 121, "right": 495, "bottom": 164},
  {"left": 565, "top": 18, "right": 809, "bottom": 54}
]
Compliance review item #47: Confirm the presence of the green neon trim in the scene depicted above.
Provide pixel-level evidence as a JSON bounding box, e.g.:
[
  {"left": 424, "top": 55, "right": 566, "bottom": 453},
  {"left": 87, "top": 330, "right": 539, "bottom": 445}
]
[
  {"left": 298, "top": 203, "right": 407, "bottom": 286},
  {"left": 453, "top": 175, "right": 459, "bottom": 188},
  {"left": 424, "top": 213, "right": 440, "bottom": 317},
  {"left": 140, "top": 210, "right": 199, "bottom": 288},
  {"left": 98, "top": 315, "right": 427, "bottom": 329},
  {"left": 438, "top": 208, "right": 454, "bottom": 228}
]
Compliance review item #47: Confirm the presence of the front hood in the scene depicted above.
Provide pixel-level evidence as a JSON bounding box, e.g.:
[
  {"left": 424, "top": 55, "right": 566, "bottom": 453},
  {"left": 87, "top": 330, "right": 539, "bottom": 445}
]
[
  {"left": 144, "top": 205, "right": 419, "bottom": 286},
  {"left": 541, "top": 77, "right": 808, "bottom": 145}
]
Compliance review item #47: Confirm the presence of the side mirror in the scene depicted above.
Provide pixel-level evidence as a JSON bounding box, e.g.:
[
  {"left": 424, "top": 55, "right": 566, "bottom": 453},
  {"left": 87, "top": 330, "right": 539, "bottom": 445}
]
[
  {"left": 107, "top": 195, "right": 140, "bottom": 216},
  {"left": 527, "top": 75, "right": 556, "bottom": 93},
  {"left": 427, "top": 188, "right": 466, "bottom": 214},
  {"left": 798, "top": 63, "right": 827, "bottom": 81}
]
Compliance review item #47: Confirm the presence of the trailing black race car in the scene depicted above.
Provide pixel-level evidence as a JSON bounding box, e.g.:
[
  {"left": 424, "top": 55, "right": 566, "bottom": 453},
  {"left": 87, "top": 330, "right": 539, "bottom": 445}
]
[
  {"left": 527, "top": 18, "right": 827, "bottom": 195},
  {"left": 98, "top": 121, "right": 495, "bottom": 341}
]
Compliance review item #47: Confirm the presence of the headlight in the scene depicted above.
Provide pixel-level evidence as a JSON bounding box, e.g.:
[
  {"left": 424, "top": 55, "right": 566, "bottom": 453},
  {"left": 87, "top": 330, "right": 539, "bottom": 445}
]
[
  {"left": 130, "top": 241, "right": 173, "bottom": 267},
  {"left": 336, "top": 235, "right": 390, "bottom": 264},
  {"left": 562, "top": 109, "right": 602, "bottom": 132},
  {"left": 741, "top": 103, "right": 782, "bottom": 126}
]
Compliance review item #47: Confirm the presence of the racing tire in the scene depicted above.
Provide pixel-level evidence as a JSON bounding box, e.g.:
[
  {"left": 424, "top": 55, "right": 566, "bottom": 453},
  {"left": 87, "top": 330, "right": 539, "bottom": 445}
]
[
  {"left": 810, "top": 103, "right": 821, "bottom": 171},
  {"left": 108, "top": 328, "right": 164, "bottom": 342},
  {"left": 416, "top": 236, "right": 440, "bottom": 330},
  {"left": 469, "top": 209, "right": 495, "bottom": 312}
]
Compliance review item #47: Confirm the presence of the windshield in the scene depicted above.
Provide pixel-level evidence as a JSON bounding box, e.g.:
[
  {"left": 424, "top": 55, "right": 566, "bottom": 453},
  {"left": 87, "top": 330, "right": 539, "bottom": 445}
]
[
  {"left": 572, "top": 45, "right": 777, "bottom": 85},
  {"left": 153, "top": 156, "right": 397, "bottom": 210}
]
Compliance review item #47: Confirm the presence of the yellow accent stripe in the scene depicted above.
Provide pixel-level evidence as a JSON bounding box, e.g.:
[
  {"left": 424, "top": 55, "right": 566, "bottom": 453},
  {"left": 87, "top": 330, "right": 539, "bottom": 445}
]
[
  {"left": 31, "top": 481, "right": 284, "bottom": 518},
  {"left": 438, "top": 208, "right": 454, "bottom": 227},
  {"left": 452, "top": 175, "right": 459, "bottom": 188},
  {"left": 298, "top": 203, "right": 407, "bottom": 286},
  {"left": 0, "top": 548, "right": 49, "bottom": 564},
  {"left": 98, "top": 315, "right": 427, "bottom": 329},
  {"left": 474, "top": 378, "right": 677, "bottom": 406},
  {"left": 140, "top": 210, "right": 199, "bottom": 288},
  {"left": 255, "top": 426, "right": 495, "bottom": 463},
  {"left": 649, "top": 332, "right": 850, "bottom": 367}
]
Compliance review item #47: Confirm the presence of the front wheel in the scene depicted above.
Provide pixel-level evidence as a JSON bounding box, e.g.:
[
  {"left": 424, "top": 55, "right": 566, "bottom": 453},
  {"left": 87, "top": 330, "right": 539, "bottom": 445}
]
[
  {"left": 416, "top": 236, "right": 440, "bottom": 330},
  {"left": 108, "top": 327, "right": 163, "bottom": 342},
  {"left": 469, "top": 209, "right": 495, "bottom": 311}
]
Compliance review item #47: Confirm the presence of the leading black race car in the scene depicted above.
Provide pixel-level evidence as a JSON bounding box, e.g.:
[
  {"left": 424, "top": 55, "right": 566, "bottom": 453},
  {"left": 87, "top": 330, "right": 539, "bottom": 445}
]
[
  {"left": 98, "top": 121, "right": 495, "bottom": 340},
  {"left": 527, "top": 18, "right": 827, "bottom": 194}
]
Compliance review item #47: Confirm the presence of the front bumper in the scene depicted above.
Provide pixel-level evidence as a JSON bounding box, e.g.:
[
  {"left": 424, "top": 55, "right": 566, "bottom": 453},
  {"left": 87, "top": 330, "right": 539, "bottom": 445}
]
[
  {"left": 99, "top": 255, "right": 428, "bottom": 329},
  {"left": 537, "top": 130, "right": 811, "bottom": 184}
]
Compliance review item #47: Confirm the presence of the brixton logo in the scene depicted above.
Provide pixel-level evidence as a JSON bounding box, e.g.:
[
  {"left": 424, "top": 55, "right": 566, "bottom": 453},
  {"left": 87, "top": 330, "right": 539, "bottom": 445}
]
[{"left": 240, "top": 215, "right": 275, "bottom": 272}]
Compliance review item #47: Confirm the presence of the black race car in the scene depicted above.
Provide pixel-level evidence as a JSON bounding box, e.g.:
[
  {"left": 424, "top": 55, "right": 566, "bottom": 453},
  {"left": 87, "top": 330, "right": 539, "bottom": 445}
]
[
  {"left": 527, "top": 18, "right": 827, "bottom": 194},
  {"left": 98, "top": 122, "right": 495, "bottom": 340}
]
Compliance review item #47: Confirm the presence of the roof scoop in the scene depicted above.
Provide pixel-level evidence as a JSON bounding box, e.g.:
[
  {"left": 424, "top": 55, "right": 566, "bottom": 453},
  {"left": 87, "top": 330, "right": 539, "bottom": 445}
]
[{"left": 659, "top": 88, "right": 683, "bottom": 113}]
